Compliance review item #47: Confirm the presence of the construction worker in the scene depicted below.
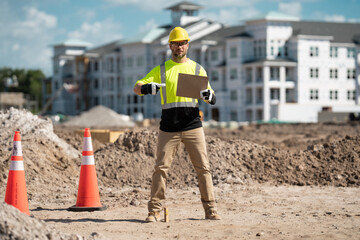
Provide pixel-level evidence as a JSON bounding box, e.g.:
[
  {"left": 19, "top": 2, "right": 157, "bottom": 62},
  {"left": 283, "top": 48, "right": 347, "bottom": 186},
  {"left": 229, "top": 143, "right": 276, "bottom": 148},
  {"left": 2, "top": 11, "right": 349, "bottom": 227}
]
[{"left": 134, "top": 26, "right": 221, "bottom": 222}]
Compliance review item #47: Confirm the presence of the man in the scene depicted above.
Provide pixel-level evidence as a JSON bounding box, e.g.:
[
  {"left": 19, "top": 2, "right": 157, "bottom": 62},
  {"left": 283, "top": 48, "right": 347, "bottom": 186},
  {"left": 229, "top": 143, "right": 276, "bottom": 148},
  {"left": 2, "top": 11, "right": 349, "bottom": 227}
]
[{"left": 134, "top": 26, "right": 221, "bottom": 222}]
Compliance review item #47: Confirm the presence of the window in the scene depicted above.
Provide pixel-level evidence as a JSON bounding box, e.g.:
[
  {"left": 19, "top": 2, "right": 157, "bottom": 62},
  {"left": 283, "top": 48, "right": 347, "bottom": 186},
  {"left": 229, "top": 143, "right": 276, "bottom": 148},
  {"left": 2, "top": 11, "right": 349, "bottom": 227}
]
[
  {"left": 246, "top": 110, "right": 252, "bottom": 122},
  {"left": 127, "top": 56, "right": 133, "bottom": 68},
  {"left": 256, "top": 109, "right": 263, "bottom": 120},
  {"left": 230, "top": 111, "right": 238, "bottom": 121},
  {"left": 347, "top": 90, "right": 356, "bottom": 100},
  {"left": 230, "top": 68, "right": 237, "bottom": 80},
  {"left": 230, "top": 47, "right": 237, "bottom": 58},
  {"left": 330, "top": 69, "right": 338, "bottom": 79},
  {"left": 246, "top": 68, "right": 252, "bottom": 83},
  {"left": 270, "top": 67, "right": 279, "bottom": 80},
  {"left": 270, "top": 88, "right": 279, "bottom": 100},
  {"left": 117, "top": 77, "right": 121, "bottom": 90},
  {"left": 284, "top": 43, "right": 288, "bottom": 57},
  {"left": 246, "top": 89, "right": 252, "bottom": 104},
  {"left": 347, "top": 48, "right": 355, "bottom": 58},
  {"left": 256, "top": 88, "right": 263, "bottom": 104},
  {"left": 347, "top": 69, "right": 355, "bottom": 79},
  {"left": 310, "top": 46, "right": 319, "bottom": 57},
  {"left": 136, "top": 56, "right": 144, "bottom": 66},
  {"left": 116, "top": 58, "right": 121, "bottom": 72},
  {"left": 330, "top": 47, "right": 338, "bottom": 58},
  {"left": 286, "top": 88, "right": 294, "bottom": 102},
  {"left": 310, "top": 89, "right": 319, "bottom": 100},
  {"left": 210, "top": 50, "right": 218, "bottom": 61},
  {"left": 127, "top": 76, "right": 133, "bottom": 86},
  {"left": 108, "top": 58, "right": 114, "bottom": 72},
  {"left": 329, "top": 90, "right": 338, "bottom": 100},
  {"left": 256, "top": 67, "right": 263, "bottom": 82},
  {"left": 230, "top": 90, "right": 237, "bottom": 100},
  {"left": 109, "top": 77, "right": 114, "bottom": 90},
  {"left": 94, "top": 61, "right": 99, "bottom": 71},
  {"left": 211, "top": 70, "right": 219, "bottom": 81},
  {"left": 310, "top": 68, "right": 319, "bottom": 78},
  {"left": 94, "top": 79, "right": 99, "bottom": 89}
]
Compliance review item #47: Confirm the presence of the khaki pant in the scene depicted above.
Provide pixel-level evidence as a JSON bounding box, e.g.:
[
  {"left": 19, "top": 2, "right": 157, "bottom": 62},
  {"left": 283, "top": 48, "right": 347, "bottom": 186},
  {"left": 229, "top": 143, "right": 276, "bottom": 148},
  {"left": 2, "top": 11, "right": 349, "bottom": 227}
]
[{"left": 148, "top": 127, "right": 217, "bottom": 212}]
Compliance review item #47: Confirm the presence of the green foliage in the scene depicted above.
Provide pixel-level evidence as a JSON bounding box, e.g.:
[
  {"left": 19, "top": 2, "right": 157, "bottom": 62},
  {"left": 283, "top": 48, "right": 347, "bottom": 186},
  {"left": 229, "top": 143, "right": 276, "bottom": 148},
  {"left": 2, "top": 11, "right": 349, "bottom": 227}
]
[{"left": 0, "top": 67, "right": 45, "bottom": 112}]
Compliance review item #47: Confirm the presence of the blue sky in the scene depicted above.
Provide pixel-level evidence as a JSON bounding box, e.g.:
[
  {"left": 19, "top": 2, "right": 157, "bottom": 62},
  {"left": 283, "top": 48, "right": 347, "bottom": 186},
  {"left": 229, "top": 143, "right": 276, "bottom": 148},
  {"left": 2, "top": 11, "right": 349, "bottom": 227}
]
[{"left": 1, "top": 0, "right": 359, "bottom": 76}]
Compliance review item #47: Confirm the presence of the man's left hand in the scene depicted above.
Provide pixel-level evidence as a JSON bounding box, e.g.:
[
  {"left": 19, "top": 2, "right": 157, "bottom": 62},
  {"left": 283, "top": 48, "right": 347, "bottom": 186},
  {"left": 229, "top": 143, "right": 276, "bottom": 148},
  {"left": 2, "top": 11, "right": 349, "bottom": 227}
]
[{"left": 200, "top": 89, "right": 216, "bottom": 105}]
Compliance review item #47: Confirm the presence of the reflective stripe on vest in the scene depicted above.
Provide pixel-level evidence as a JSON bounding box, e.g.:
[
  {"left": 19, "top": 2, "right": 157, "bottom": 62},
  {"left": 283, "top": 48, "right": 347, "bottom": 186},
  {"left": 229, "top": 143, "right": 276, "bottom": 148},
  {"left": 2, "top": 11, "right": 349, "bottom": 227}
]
[{"left": 160, "top": 62, "right": 201, "bottom": 110}]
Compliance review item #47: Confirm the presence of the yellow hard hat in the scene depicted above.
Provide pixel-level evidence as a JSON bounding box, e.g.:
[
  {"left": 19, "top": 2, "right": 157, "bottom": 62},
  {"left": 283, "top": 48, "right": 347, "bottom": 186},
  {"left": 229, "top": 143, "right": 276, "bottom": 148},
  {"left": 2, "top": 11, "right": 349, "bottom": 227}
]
[{"left": 168, "top": 27, "right": 190, "bottom": 43}]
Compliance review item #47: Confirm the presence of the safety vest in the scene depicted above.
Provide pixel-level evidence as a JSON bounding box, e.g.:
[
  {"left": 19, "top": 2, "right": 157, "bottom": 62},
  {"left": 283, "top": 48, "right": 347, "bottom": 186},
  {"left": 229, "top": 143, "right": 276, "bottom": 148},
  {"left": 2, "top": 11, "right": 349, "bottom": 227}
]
[{"left": 159, "top": 60, "right": 202, "bottom": 110}]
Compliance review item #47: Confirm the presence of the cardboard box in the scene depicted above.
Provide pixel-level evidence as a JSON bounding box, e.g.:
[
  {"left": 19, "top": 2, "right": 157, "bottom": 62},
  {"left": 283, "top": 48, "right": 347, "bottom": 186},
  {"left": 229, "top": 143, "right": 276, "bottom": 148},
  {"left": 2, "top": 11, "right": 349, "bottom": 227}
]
[{"left": 76, "top": 129, "right": 124, "bottom": 143}]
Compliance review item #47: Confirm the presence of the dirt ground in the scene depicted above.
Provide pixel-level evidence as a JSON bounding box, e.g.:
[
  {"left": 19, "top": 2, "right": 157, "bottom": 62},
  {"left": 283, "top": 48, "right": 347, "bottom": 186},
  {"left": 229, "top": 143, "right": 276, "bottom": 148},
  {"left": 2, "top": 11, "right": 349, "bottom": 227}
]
[
  {"left": 1, "top": 108, "right": 360, "bottom": 239},
  {"left": 31, "top": 184, "right": 360, "bottom": 240}
]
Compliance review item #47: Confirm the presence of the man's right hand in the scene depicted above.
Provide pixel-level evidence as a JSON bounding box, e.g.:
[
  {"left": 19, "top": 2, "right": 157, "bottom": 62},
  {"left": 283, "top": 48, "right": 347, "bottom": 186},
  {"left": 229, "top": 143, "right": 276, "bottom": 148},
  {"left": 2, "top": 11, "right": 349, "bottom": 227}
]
[{"left": 141, "top": 83, "right": 165, "bottom": 95}]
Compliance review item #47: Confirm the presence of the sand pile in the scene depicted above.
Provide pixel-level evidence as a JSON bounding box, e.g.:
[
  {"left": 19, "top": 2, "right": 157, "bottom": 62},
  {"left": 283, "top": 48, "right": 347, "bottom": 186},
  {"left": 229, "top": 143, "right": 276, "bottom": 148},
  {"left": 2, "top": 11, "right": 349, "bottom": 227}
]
[
  {"left": 0, "top": 108, "right": 81, "bottom": 205},
  {"left": 63, "top": 105, "right": 135, "bottom": 128}
]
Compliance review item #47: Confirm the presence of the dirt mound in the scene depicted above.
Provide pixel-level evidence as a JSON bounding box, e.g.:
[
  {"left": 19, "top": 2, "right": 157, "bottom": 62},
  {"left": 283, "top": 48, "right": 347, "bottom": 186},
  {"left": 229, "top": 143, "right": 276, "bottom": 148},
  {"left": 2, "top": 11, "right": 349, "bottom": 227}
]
[
  {"left": 62, "top": 105, "right": 135, "bottom": 129},
  {"left": 0, "top": 202, "right": 81, "bottom": 240},
  {"left": 1, "top": 108, "right": 360, "bottom": 239},
  {"left": 94, "top": 129, "right": 360, "bottom": 188},
  {"left": 0, "top": 108, "right": 81, "bottom": 205}
]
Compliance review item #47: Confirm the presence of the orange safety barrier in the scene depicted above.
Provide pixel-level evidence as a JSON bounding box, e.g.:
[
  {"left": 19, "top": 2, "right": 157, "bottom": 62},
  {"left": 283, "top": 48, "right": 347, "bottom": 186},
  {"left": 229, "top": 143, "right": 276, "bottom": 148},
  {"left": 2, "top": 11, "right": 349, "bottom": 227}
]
[
  {"left": 5, "top": 131, "right": 30, "bottom": 215},
  {"left": 68, "top": 128, "right": 106, "bottom": 211}
]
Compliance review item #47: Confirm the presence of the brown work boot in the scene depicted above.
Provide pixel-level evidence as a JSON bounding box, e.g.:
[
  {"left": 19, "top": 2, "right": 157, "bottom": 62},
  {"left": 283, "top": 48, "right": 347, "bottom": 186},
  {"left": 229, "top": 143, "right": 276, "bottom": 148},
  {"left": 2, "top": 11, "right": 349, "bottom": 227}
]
[
  {"left": 145, "top": 211, "right": 161, "bottom": 223},
  {"left": 205, "top": 209, "right": 221, "bottom": 220}
]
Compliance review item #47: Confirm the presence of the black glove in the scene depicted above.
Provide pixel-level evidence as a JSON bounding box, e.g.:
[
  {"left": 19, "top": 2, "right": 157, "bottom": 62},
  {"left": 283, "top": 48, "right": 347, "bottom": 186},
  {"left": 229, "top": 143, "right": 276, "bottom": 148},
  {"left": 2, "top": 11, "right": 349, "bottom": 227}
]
[
  {"left": 200, "top": 89, "right": 216, "bottom": 105},
  {"left": 141, "top": 82, "right": 165, "bottom": 95}
]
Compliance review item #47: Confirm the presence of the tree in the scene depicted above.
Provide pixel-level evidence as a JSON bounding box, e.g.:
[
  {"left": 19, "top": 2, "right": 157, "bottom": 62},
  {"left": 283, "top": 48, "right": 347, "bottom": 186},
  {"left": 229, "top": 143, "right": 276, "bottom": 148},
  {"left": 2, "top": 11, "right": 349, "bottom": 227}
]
[{"left": 0, "top": 67, "right": 45, "bottom": 113}]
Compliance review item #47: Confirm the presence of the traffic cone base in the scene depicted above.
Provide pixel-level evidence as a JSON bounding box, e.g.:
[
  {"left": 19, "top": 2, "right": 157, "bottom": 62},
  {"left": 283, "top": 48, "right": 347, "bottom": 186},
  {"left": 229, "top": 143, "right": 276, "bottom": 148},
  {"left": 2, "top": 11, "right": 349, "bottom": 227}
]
[
  {"left": 68, "top": 128, "right": 106, "bottom": 212},
  {"left": 5, "top": 171, "right": 30, "bottom": 216},
  {"left": 68, "top": 205, "right": 107, "bottom": 212},
  {"left": 4, "top": 131, "right": 30, "bottom": 216}
]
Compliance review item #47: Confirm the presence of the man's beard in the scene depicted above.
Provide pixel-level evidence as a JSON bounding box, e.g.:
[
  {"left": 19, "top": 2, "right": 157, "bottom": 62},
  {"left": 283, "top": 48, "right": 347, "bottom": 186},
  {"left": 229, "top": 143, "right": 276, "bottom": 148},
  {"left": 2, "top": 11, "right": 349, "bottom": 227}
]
[{"left": 174, "top": 52, "right": 186, "bottom": 59}]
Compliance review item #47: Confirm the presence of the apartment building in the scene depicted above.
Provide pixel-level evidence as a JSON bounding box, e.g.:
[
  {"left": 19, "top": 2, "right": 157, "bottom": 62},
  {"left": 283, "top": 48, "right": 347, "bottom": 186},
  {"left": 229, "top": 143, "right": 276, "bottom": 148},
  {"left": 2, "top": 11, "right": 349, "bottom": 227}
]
[{"left": 43, "top": 1, "right": 360, "bottom": 122}]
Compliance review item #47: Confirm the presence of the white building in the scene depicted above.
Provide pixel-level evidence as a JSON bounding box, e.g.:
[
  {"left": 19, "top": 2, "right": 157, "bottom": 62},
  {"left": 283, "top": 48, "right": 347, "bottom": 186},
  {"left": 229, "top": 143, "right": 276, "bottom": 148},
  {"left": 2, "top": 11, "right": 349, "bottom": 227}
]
[{"left": 43, "top": 1, "right": 360, "bottom": 123}]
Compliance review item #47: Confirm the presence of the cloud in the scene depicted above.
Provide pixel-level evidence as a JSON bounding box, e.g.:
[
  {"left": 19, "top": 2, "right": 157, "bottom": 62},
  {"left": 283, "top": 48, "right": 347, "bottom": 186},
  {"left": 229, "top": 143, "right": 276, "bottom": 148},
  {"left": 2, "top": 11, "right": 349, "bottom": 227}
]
[
  {"left": 104, "top": 0, "right": 258, "bottom": 11},
  {"left": 77, "top": 9, "right": 97, "bottom": 21},
  {"left": 312, "top": 11, "right": 347, "bottom": 23},
  {"left": 104, "top": 0, "right": 169, "bottom": 11},
  {"left": 0, "top": 4, "right": 58, "bottom": 76},
  {"left": 201, "top": 7, "right": 261, "bottom": 25},
  {"left": 198, "top": 0, "right": 259, "bottom": 8},
  {"left": 68, "top": 18, "right": 123, "bottom": 46},
  {"left": 278, "top": 2, "right": 302, "bottom": 17},
  {"left": 324, "top": 14, "right": 346, "bottom": 23},
  {"left": 348, "top": 18, "right": 360, "bottom": 23},
  {"left": 138, "top": 19, "right": 158, "bottom": 33}
]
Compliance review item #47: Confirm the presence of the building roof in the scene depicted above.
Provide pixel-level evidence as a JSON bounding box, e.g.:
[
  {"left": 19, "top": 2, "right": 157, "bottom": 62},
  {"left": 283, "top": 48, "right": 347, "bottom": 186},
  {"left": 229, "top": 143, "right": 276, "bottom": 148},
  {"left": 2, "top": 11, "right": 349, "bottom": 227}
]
[
  {"left": 292, "top": 21, "right": 360, "bottom": 44},
  {"left": 165, "top": 1, "right": 203, "bottom": 11},
  {"left": 86, "top": 40, "right": 121, "bottom": 55},
  {"left": 52, "top": 38, "right": 92, "bottom": 47},
  {"left": 246, "top": 11, "right": 300, "bottom": 23},
  {"left": 192, "top": 25, "right": 247, "bottom": 44}
]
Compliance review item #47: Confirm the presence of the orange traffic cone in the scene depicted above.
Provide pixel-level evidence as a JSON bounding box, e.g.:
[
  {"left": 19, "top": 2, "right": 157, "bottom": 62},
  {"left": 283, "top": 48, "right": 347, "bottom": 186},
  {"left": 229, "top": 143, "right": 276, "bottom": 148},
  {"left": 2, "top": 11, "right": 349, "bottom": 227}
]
[
  {"left": 68, "top": 128, "right": 106, "bottom": 211},
  {"left": 5, "top": 131, "right": 30, "bottom": 216}
]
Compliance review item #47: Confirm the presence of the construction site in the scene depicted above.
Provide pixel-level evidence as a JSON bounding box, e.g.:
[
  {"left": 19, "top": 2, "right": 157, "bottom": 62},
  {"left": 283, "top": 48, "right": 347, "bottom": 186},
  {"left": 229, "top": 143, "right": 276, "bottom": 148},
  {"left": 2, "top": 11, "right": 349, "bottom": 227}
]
[{"left": 0, "top": 106, "right": 359, "bottom": 240}]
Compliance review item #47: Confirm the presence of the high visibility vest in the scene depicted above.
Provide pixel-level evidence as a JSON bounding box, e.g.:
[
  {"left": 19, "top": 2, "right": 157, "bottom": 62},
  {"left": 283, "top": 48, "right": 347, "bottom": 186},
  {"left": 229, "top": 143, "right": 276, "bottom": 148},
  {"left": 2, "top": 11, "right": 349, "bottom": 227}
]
[{"left": 159, "top": 62, "right": 201, "bottom": 110}]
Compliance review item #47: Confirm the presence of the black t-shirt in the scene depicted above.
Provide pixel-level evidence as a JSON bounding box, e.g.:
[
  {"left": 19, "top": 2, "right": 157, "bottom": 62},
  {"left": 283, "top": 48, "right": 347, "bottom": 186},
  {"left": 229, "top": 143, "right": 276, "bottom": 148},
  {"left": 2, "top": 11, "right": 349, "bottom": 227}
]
[{"left": 160, "top": 107, "right": 202, "bottom": 132}]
